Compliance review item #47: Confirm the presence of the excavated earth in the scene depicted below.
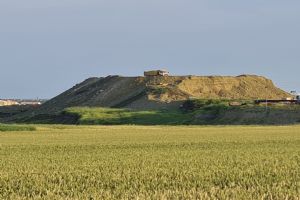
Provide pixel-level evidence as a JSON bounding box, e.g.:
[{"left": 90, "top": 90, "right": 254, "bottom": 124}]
[
  {"left": 0, "top": 74, "right": 292, "bottom": 123},
  {"left": 33, "top": 75, "right": 290, "bottom": 114}
]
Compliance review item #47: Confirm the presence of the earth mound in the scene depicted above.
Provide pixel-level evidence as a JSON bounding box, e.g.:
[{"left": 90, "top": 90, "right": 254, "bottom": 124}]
[{"left": 35, "top": 74, "right": 289, "bottom": 113}]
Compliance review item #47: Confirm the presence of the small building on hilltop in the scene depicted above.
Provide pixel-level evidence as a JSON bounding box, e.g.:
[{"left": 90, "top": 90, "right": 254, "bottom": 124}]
[{"left": 144, "top": 70, "right": 169, "bottom": 77}]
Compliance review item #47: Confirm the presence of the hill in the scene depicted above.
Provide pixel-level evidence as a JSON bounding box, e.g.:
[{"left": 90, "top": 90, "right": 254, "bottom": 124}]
[
  {"left": 32, "top": 75, "right": 290, "bottom": 113},
  {"left": 1, "top": 74, "right": 293, "bottom": 124}
]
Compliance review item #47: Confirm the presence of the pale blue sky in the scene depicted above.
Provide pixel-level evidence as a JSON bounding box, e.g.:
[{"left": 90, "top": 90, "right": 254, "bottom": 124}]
[{"left": 0, "top": 0, "right": 299, "bottom": 98}]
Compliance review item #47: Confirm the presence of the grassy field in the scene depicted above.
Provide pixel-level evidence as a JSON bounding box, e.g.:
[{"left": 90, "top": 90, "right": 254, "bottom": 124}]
[
  {"left": 65, "top": 107, "right": 191, "bottom": 125},
  {"left": 4, "top": 99, "right": 300, "bottom": 125},
  {"left": 64, "top": 102, "right": 300, "bottom": 125},
  {"left": 0, "top": 124, "right": 36, "bottom": 132},
  {"left": 0, "top": 125, "right": 300, "bottom": 199}
]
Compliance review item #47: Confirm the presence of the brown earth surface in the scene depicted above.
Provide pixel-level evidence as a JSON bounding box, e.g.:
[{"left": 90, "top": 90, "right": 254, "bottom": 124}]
[
  {"left": 0, "top": 74, "right": 292, "bottom": 124},
  {"left": 32, "top": 74, "right": 290, "bottom": 114}
]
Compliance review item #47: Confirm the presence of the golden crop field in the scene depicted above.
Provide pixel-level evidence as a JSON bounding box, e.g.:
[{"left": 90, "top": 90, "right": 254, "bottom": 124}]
[{"left": 0, "top": 125, "right": 300, "bottom": 199}]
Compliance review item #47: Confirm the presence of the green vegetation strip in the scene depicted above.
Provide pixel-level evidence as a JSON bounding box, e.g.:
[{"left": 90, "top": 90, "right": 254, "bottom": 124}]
[
  {"left": 64, "top": 99, "right": 300, "bottom": 125},
  {"left": 0, "top": 125, "right": 299, "bottom": 199},
  {"left": 0, "top": 124, "right": 36, "bottom": 132},
  {"left": 65, "top": 107, "right": 192, "bottom": 125}
]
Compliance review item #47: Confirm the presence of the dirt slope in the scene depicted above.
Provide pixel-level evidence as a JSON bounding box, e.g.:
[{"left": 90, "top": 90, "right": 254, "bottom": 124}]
[
  {"left": 36, "top": 76, "right": 146, "bottom": 113},
  {"left": 29, "top": 74, "right": 289, "bottom": 114},
  {"left": 177, "top": 75, "right": 289, "bottom": 99}
]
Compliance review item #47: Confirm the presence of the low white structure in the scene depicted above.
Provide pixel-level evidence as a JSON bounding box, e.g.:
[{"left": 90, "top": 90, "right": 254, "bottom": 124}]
[
  {"left": 20, "top": 101, "right": 42, "bottom": 106},
  {"left": 0, "top": 100, "right": 20, "bottom": 106},
  {"left": 290, "top": 91, "right": 300, "bottom": 101}
]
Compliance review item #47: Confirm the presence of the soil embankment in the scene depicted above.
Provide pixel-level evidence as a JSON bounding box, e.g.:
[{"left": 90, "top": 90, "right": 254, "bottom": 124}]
[
  {"left": 1, "top": 75, "right": 291, "bottom": 124},
  {"left": 34, "top": 75, "right": 290, "bottom": 113}
]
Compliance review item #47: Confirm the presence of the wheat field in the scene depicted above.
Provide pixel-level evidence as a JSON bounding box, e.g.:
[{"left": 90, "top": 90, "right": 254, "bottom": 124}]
[{"left": 0, "top": 125, "right": 300, "bottom": 199}]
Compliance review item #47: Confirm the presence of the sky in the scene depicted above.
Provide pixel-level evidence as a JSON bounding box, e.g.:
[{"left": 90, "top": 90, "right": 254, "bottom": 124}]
[{"left": 0, "top": 0, "right": 299, "bottom": 99}]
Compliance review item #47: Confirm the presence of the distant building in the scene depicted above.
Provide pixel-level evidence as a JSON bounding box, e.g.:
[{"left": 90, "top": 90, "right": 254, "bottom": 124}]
[
  {"left": 0, "top": 99, "right": 43, "bottom": 107},
  {"left": 290, "top": 91, "right": 300, "bottom": 101},
  {"left": 19, "top": 101, "right": 42, "bottom": 106},
  {"left": 144, "top": 70, "right": 169, "bottom": 77},
  {"left": 0, "top": 100, "right": 20, "bottom": 106}
]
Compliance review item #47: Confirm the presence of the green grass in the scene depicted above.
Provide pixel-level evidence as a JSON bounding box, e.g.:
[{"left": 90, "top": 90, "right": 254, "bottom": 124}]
[
  {"left": 9, "top": 99, "right": 300, "bottom": 125},
  {"left": 66, "top": 107, "right": 192, "bottom": 125},
  {"left": 0, "top": 125, "right": 299, "bottom": 199},
  {"left": 0, "top": 124, "right": 36, "bottom": 132},
  {"left": 64, "top": 103, "right": 300, "bottom": 126}
]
